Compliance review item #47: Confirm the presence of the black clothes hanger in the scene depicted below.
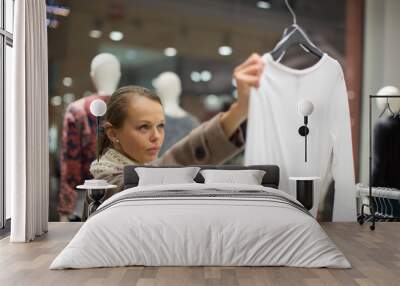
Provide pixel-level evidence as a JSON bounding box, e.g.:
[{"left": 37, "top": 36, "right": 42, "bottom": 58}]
[
  {"left": 378, "top": 99, "right": 400, "bottom": 118},
  {"left": 270, "top": 0, "right": 323, "bottom": 61}
]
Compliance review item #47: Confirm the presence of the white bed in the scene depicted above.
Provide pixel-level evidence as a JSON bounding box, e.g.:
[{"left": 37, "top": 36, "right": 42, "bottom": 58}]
[{"left": 50, "top": 183, "right": 350, "bottom": 269}]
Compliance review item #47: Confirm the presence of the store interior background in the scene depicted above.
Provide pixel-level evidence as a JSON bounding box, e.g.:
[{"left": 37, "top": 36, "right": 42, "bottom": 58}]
[{"left": 45, "top": 0, "right": 399, "bottom": 221}]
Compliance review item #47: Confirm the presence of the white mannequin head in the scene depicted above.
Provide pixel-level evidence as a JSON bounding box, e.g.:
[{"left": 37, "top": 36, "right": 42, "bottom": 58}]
[
  {"left": 376, "top": 86, "right": 400, "bottom": 114},
  {"left": 152, "top": 71, "right": 186, "bottom": 117},
  {"left": 90, "top": 53, "right": 121, "bottom": 96},
  {"left": 152, "top": 71, "right": 182, "bottom": 102}
]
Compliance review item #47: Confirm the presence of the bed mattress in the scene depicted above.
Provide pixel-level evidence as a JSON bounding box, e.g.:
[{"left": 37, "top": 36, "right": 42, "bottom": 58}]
[{"left": 50, "top": 183, "right": 350, "bottom": 269}]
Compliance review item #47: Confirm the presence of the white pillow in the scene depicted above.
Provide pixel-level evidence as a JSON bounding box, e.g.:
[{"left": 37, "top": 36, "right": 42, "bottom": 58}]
[
  {"left": 200, "top": 169, "right": 266, "bottom": 185},
  {"left": 135, "top": 167, "right": 201, "bottom": 186}
]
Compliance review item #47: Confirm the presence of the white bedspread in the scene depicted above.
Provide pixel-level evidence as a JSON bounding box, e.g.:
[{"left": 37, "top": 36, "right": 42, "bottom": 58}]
[{"left": 50, "top": 183, "right": 350, "bottom": 269}]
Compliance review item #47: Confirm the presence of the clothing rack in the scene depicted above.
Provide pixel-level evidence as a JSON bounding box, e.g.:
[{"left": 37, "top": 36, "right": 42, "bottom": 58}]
[
  {"left": 366, "top": 95, "right": 400, "bottom": 230},
  {"left": 356, "top": 183, "right": 400, "bottom": 224}
]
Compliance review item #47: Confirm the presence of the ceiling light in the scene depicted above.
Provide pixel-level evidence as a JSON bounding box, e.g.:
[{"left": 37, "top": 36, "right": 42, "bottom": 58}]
[
  {"left": 204, "top": 94, "right": 223, "bottom": 111},
  {"left": 62, "top": 77, "right": 73, "bottom": 87},
  {"left": 218, "top": 45, "right": 232, "bottom": 56},
  {"left": 164, "top": 47, "right": 177, "bottom": 57},
  {"left": 83, "top": 91, "right": 92, "bottom": 97},
  {"left": 89, "top": 30, "right": 102, "bottom": 38},
  {"left": 257, "top": 1, "right": 271, "bottom": 9},
  {"left": 63, "top": 93, "right": 76, "bottom": 104},
  {"left": 201, "top": 70, "right": 212, "bottom": 82},
  {"left": 50, "top": 96, "right": 62, "bottom": 106},
  {"left": 109, "top": 31, "right": 124, "bottom": 41},
  {"left": 46, "top": 5, "right": 71, "bottom": 16},
  {"left": 46, "top": 18, "right": 59, "bottom": 29},
  {"left": 190, "top": 71, "right": 201, "bottom": 82}
]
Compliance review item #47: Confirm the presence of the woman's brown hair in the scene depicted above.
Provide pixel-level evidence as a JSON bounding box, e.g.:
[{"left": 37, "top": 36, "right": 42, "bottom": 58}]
[{"left": 98, "top": 85, "right": 162, "bottom": 156}]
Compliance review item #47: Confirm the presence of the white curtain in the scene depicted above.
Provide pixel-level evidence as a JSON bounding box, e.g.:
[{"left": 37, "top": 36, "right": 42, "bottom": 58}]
[{"left": 7, "top": 0, "right": 49, "bottom": 242}]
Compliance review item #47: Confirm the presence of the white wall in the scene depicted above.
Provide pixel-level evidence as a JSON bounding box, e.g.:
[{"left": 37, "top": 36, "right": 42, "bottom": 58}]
[{"left": 359, "top": 0, "right": 400, "bottom": 184}]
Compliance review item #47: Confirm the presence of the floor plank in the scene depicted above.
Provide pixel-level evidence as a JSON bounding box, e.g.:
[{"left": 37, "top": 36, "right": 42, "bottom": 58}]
[{"left": 0, "top": 222, "right": 399, "bottom": 286}]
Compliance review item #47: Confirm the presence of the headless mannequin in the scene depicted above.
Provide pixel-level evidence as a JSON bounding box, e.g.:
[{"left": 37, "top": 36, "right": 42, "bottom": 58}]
[
  {"left": 90, "top": 53, "right": 121, "bottom": 96},
  {"left": 153, "top": 72, "right": 187, "bottom": 118},
  {"left": 152, "top": 72, "right": 200, "bottom": 155},
  {"left": 58, "top": 54, "right": 121, "bottom": 221},
  {"left": 372, "top": 86, "right": 400, "bottom": 216},
  {"left": 375, "top": 86, "right": 400, "bottom": 117}
]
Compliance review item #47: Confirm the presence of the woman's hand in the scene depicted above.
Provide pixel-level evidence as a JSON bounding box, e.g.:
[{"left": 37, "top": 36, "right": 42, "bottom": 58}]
[
  {"left": 233, "top": 53, "right": 264, "bottom": 116},
  {"left": 220, "top": 53, "right": 264, "bottom": 138}
]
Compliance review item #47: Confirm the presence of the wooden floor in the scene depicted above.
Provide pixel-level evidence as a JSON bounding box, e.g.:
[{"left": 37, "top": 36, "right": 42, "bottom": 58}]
[{"left": 0, "top": 222, "right": 399, "bottom": 286}]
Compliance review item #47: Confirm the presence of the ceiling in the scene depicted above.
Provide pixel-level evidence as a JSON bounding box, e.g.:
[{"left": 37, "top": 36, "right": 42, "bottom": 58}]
[{"left": 47, "top": 0, "right": 347, "bottom": 111}]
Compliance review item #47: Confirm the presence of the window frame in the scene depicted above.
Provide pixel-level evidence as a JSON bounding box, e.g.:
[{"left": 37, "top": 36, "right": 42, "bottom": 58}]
[{"left": 0, "top": 0, "right": 14, "bottom": 232}]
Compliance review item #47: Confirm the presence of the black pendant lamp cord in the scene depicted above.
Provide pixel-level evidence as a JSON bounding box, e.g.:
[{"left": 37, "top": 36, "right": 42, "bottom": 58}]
[
  {"left": 96, "top": 117, "right": 100, "bottom": 162},
  {"left": 304, "top": 116, "right": 307, "bottom": 162}
]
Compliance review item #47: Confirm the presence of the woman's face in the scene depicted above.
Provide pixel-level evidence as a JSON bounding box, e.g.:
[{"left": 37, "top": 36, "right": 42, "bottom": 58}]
[{"left": 114, "top": 95, "right": 165, "bottom": 164}]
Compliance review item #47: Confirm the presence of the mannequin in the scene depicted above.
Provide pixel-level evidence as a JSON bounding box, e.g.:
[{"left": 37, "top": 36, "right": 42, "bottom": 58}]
[
  {"left": 152, "top": 71, "right": 200, "bottom": 155},
  {"left": 58, "top": 53, "right": 121, "bottom": 220},
  {"left": 375, "top": 86, "right": 400, "bottom": 116},
  {"left": 152, "top": 71, "right": 187, "bottom": 117},
  {"left": 372, "top": 86, "right": 400, "bottom": 216},
  {"left": 90, "top": 53, "right": 121, "bottom": 96}
]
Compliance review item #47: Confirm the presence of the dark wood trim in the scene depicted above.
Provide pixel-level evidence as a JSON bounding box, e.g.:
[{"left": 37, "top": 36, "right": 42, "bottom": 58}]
[{"left": 345, "top": 0, "right": 364, "bottom": 182}]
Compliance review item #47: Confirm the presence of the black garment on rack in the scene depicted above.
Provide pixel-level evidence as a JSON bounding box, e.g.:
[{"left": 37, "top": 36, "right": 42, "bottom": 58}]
[{"left": 372, "top": 116, "right": 400, "bottom": 216}]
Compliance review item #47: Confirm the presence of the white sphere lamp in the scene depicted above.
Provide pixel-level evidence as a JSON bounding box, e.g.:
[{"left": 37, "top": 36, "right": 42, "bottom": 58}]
[{"left": 90, "top": 99, "right": 107, "bottom": 161}]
